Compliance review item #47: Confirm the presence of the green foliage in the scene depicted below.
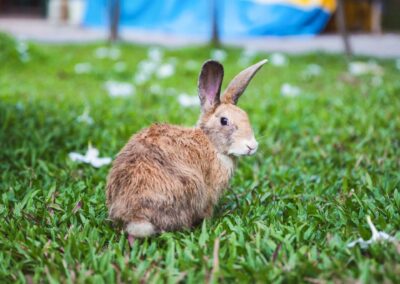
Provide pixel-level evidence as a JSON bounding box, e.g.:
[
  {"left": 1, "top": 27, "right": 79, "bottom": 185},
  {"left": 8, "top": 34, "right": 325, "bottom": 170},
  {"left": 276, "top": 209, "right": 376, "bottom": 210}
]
[
  {"left": 0, "top": 33, "right": 399, "bottom": 283},
  {"left": 0, "top": 33, "right": 20, "bottom": 65}
]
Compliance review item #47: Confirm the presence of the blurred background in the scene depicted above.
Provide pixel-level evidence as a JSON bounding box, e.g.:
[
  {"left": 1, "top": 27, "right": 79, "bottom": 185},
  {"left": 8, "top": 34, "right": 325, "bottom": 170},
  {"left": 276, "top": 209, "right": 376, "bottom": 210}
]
[{"left": 0, "top": 0, "right": 399, "bottom": 57}]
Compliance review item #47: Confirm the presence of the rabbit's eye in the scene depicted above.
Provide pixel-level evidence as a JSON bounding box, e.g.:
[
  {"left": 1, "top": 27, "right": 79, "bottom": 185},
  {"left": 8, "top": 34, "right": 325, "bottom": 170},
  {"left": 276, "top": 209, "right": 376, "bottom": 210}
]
[{"left": 220, "top": 117, "right": 228, "bottom": 126}]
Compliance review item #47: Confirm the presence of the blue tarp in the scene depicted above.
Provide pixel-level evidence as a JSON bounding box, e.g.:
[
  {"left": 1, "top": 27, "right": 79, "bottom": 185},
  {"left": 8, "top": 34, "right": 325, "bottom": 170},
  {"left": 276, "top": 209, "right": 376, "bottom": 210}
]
[{"left": 83, "top": 0, "right": 335, "bottom": 38}]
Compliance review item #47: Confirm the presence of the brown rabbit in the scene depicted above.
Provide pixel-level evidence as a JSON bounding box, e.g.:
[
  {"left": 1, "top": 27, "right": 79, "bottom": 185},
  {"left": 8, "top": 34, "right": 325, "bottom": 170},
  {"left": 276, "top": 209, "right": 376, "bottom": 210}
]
[{"left": 106, "top": 59, "right": 267, "bottom": 237}]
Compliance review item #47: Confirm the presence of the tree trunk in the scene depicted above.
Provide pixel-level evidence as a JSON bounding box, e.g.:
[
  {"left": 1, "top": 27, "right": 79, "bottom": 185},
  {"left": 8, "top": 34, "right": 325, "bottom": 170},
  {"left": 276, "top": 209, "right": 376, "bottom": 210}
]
[
  {"left": 210, "top": 0, "right": 220, "bottom": 47},
  {"left": 336, "top": 0, "right": 352, "bottom": 58},
  {"left": 109, "top": 0, "right": 120, "bottom": 42},
  {"left": 371, "top": 0, "right": 383, "bottom": 34},
  {"left": 60, "top": 0, "right": 68, "bottom": 22}
]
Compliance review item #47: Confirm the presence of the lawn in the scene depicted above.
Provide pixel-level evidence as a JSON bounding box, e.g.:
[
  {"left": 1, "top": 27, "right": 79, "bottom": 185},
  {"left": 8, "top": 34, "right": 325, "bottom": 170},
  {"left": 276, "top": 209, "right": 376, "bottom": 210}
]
[{"left": 1, "top": 32, "right": 399, "bottom": 283}]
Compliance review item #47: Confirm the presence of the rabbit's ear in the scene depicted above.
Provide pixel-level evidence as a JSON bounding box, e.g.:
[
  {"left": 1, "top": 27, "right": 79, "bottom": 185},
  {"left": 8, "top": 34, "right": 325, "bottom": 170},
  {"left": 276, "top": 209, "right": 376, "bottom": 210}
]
[
  {"left": 198, "top": 60, "right": 224, "bottom": 111},
  {"left": 222, "top": 59, "right": 267, "bottom": 105}
]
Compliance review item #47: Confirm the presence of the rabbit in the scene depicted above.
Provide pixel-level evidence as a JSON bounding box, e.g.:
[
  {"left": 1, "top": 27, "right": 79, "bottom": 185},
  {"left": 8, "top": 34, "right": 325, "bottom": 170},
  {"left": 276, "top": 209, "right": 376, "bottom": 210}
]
[{"left": 106, "top": 59, "right": 267, "bottom": 237}]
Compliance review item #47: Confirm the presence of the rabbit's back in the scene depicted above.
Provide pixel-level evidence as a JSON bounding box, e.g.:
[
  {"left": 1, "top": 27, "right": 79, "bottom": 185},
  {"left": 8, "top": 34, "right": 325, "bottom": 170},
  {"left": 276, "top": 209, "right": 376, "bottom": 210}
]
[{"left": 106, "top": 124, "right": 228, "bottom": 231}]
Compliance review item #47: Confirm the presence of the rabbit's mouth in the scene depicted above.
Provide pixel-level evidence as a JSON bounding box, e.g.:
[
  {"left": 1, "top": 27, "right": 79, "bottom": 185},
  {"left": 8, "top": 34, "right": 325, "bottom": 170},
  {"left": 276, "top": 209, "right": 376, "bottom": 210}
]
[
  {"left": 228, "top": 139, "right": 259, "bottom": 156},
  {"left": 246, "top": 144, "right": 258, "bottom": 155}
]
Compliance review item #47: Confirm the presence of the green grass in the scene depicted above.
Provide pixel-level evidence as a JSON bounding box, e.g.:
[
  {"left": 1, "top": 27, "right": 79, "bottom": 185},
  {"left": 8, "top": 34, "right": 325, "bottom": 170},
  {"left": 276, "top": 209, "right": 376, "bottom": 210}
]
[{"left": 1, "top": 32, "right": 400, "bottom": 283}]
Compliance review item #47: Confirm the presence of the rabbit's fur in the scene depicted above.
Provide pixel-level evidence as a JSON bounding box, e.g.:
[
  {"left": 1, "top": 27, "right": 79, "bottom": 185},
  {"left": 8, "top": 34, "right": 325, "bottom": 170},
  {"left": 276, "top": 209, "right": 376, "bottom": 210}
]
[{"left": 106, "top": 59, "right": 267, "bottom": 237}]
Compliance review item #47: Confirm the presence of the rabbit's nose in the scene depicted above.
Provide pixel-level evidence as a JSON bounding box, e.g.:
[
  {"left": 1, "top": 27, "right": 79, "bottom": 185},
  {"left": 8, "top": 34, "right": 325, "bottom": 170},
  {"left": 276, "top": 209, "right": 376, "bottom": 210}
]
[{"left": 246, "top": 140, "right": 259, "bottom": 154}]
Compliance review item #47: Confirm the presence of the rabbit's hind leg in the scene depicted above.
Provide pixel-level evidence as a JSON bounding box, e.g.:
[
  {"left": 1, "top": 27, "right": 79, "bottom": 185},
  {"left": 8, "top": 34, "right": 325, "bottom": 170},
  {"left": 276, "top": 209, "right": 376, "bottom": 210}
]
[{"left": 126, "top": 220, "right": 156, "bottom": 238}]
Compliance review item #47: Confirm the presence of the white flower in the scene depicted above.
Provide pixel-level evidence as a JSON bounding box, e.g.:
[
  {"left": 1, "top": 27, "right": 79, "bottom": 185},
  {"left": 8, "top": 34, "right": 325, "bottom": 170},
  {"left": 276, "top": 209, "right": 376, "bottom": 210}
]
[
  {"left": 135, "top": 50, "right": 176, "bottom": 83},
  {"left": 16, "top": 41, "right": 28, "bottom": 53},
  {"left": 303, "top": 64, "right": 322, "bottom": 77},
  {"left": 270, "top": 53, "right": 287, "bottom": 66},
  {"left": 149, "top": 84, "right": 162, "bottom": 94},
  {"left": 74, "top": 62, "right": 92, "bottom": 74},
  {"left": 94, "top": 47, "right": 109, "bottom": 59},
  {"left": 104, "top": 81, "right": 135, "bottom": 97},
  {"left": 243, "top": 48, "right": 258, "bottom": 59},
  {"left": 178, "top": 93, "right": 198, "bottom": 107},
  {"left": 138, "top": 60, "right": 157, "bottom": 73},
  {"left": 135, "top": 51, "right": 177, "bottom": 83},
  {"left": 134, "top": 72, "right": 150, "bottom": 85},
  {"left": 69, "top": 145, "right": 111, "bottom": 168},
  {"left": 114, "top": 61, "right": 126, "bottom": 73},
  {"left": 134, "top": 59, "right": 158, "bottom": 84},
  {"left": 19, "top": 53, "right": 30, "bottom": 63},
  {"left": 16, "top": 40, "right": 30, "bottom": 62},
  {"left": 348, "top": 61, "right": 384, "bottom": 76},
  {"left": 148, "top": 47, "right": 163, "bottom": 62},
  {"left": 211, "top": 49, "right": 227, "bottom": 62},
  {"left": 94, "top": 46, "right": 121, "bottom": 60},
  {"left": 281, "top": 83, "right": 301, "bottom": 97},
  {"left": 108, "top": 47, "right": 121, "bottom": 60},
  {"left": 76, "top": 108, "right": 94, "bottom": 125},
  {"left": 156, "top": 63, "right": 175, "bottom": 79},
  {"left": 347, "top": 216, "right": 397, "bottom": 249},
  {"left": 239, "top": 48, "right": 258, "bottom": 66}
]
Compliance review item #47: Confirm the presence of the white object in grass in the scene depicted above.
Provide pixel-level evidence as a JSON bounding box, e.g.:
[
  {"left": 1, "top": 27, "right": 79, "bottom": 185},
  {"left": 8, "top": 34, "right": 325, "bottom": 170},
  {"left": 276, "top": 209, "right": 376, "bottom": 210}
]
[
  {"left": 239, "top": 48, "right": 258, "bottom": 66},
  {"left": 347, "top": 216, "right": 396, "bottom": 249},
  {"left": 108, "top": 47, "right": 121, "bottom": 60},
  {"left": 134, "top": 60, "right": 158, "bottom": 84},
  {"left": 134, "top": 72, "right": 150, "bottom": 85},
  {"left": 76, "top": 108, "right": 94, "bottom": 125},
  {"left": 281, "top": 83, "right": 301, "bottom": 97},
  {"left": 74, "top": 62, "right": 92, "bottom": 74},
  {"left": 114, "top": 61, "right": 126, "bottom": 73},
  {"left": 94, "top": 47, "right": 109, "bottom": 59},
  {"left": 94, "top": 47, "right": 121, "bottom": 60},
  {"left": 69, "top": 145, "right": 111, "bottom": 168},
  {"left": 211, "top": 49, "right": 227, "bottom": 62},
  {"left": 16, "top": 40, "right": 30, "bottom": 63},
  {"left": 348, "top": 61, "right": 383, "bottom": 76},
  {"left": 156, "top": 63, "right": 175, "bottom": 79},
  {"left": 104, "top": 81, "right": 135, "bottom": 97},
  {"left": 242, "top": 48, "right": 258, "bottom": 59},
  {"left": 148, "top": 47, "right": 163, "bottom": 62},
  {"left": 270, "top": 53, "right": 287, "bottom": 66},
  {"left": 178, "top": 93, "right": 198, "bottom": 107},
  {"left": 149, "top": 84, "right": 162, "bottom": 95},
  {"left": 304, "top": 64, "right": 322, "bottom": 77},
  {"left": 138, "top": 60, "right": 157, "bottom": 74}
]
